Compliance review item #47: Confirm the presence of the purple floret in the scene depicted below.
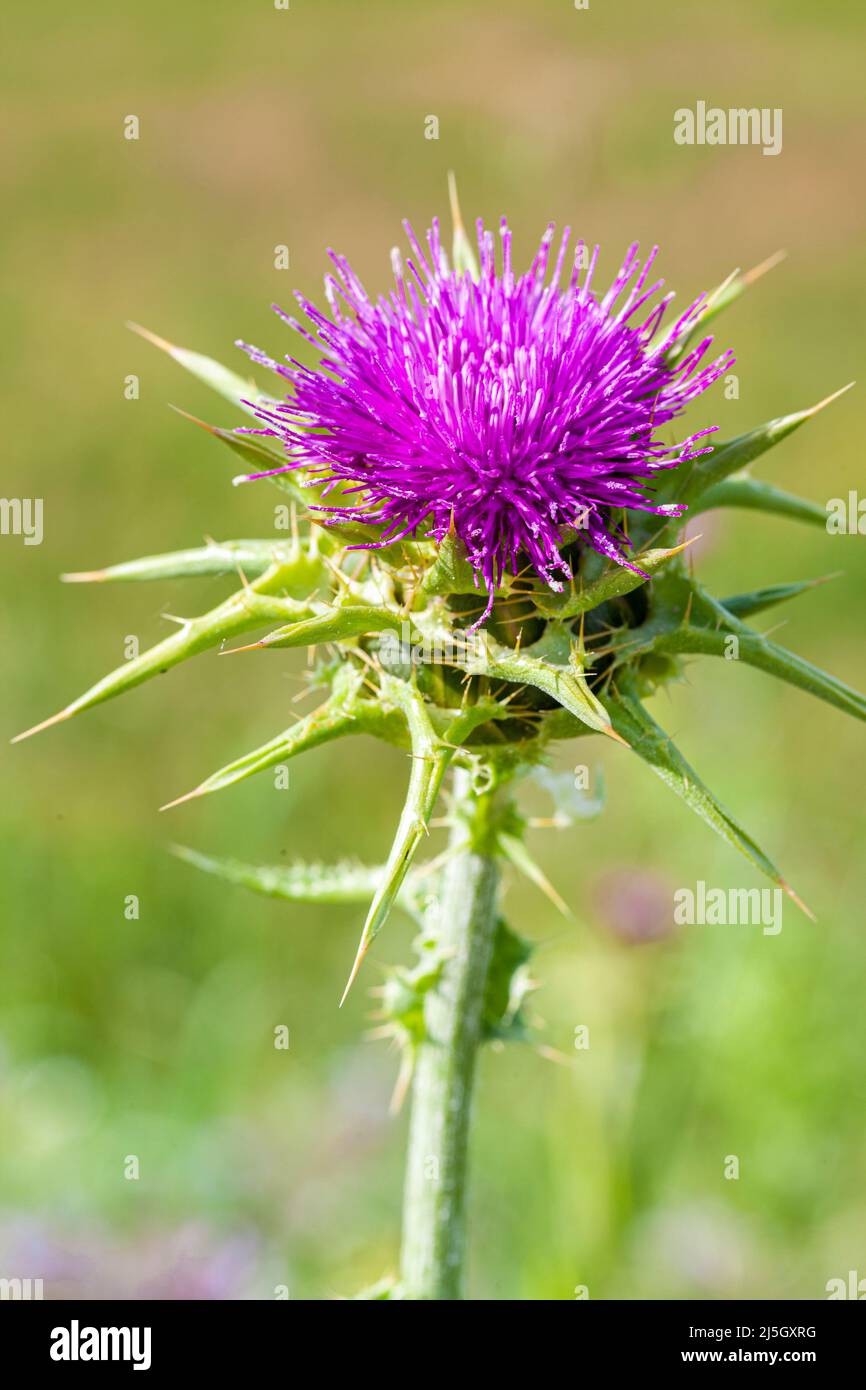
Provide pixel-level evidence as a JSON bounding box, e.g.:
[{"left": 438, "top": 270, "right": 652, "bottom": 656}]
[{"left": 237, "top": 218, "right": 733, "bottom": 623}]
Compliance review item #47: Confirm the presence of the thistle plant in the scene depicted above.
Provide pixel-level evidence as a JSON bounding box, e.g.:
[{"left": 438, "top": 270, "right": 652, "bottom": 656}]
[{"left": 15, "top": 182, "right": 861, "bottom": 1300}]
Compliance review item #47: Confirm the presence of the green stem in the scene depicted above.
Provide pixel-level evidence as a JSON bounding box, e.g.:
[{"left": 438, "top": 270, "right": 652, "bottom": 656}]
[{"left": 399, "top": 767, "right": 502, "bottom": 1300}]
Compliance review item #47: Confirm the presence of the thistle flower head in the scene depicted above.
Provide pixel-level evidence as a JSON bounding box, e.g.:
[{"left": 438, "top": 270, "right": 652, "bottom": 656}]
[{"left": 239, "top": 217, "right": 733, "bottom": 620}]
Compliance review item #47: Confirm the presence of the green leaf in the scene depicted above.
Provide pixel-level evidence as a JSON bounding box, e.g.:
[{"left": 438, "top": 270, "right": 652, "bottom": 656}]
[
  {"left": 481, "top": 918, "right": 534, "bottom": 1043},
  {"left": 13, "top": 563, "right": 315, "bottom": 742},
  {"left": 692, "top": 477, "right": 828, "bottom": 527},
  {"left": 604, "top": 675, "right": 806, "bottom": 910},
  {"left": 720, "top": 576, "right": 835, "bottom": 620},
  {"left": 180, "top": 415, "right": 431, "bottom": 562},
  {"left": 458, "top": 628, "right": 621, "bottom": 741},
  {"left": 341, "top": 675, "right": 453, "bottom": 1003},
  {"left": 161, "top": 667, "right": 373, "bottom": 808},
  {"left": 498, "top": 831, "right": 573, "bottom": 919},
  {"left": 652, "top": 624, "right": 866, "bottom": 724},
  {"left": 681, "top": 384, "right": 853, "bottom": 503},
  {"left": 172, "top": 847, "right": 425, "bottom": 917},
  {"left": 423, "top": 532, "right": 688, "bottom": 618},
  {"left": 248, "top": 603, "right": 411, "bottom": 652},
  {"left": 546, "top": 543, "right": 691, "bottom": 620},
  {"left": 421, "top": 531, "right": 501, "bottom": 598},
  {"left": 607, "top": 573, "right": 866, "bottom": 726},
  {"left": 128, "top": 323, "right": 276, "bottom": 419},
  {"left": 62, "top": 539, "right": 283, "bottom": 585},
  {"left": 170, "top": 408, "right": 311, "bottom": 506},
  {"left": 663, "top": 251, "right": 785, "bottom": 364}
]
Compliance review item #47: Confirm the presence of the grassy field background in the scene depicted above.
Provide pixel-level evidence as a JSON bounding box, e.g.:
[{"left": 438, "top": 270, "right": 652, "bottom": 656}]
[{"left": 1, "top": 0, "right": 865, "bottom": 1298}]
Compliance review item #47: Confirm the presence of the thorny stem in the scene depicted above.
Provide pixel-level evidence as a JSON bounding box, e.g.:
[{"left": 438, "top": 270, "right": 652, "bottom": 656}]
[{"left": 399, "top": 765, "right": 503, "bottom": 1300}]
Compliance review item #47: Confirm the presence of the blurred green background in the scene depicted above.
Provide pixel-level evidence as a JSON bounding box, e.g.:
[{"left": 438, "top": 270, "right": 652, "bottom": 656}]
[{"left": 2, "top": 0, "right": 864, "bottom": 1299}]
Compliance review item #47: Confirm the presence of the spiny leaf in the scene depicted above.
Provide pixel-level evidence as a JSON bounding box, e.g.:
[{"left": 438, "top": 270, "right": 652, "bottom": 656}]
[
  {"left": 341, "top": 675, "right": 452, "bottom": 1004},
  {"left": 682, "top": 383, "right": 853, "bottom": 503},
  {"left": 599, "top": 568, "right": 720, "bottom": 673},
  {"left": 128, "top": 323, "right": 275, "bottom": 419},
  {"left": 458, "top": 628, "right": 623, "bottom": 742},
  {"left": 421, "top": 531, "right": 507, "bottom": 598},
  {"left": 444, "top": 693, "right": 529, "bottom": 747},
  {"left": 692, "top": 476, "right": 828, "bottom": 528},
  {"left": 161, "top": 667, "right": 371, "bottom": 809},
  {"left": 482, "top": 918, "right": 535, "bottom": 1043},
  {"left": 12, "top": 564, "right": 315, "bottom": 742},
  {"left": 546, "top": 542, "right": 693, "bottom": 620},
  {"left": 424, "top": 534, "right": 690, "bottom": 616},
  {"left": 720, "top": 575, "right": 836, "bottom": 620},
  {"left": 234, "top": 603, "right": 411, "bottom": 653},
  {"left": 170, "top": 408, "right": 309, "bottom": 506},
  {"left": 62, "top": 539, "right": 282, "bottom": 585},
  {"left": 608, "top": 573, "right": 866, "bottom": 725},
  {"left": 172, "top": 846, "right": 425, "bottom": 918},
  {"left": 498, "top": 831, "right": 573, "bottom": 919},
  {"left": 653, "top": 624, "right": 866, "bottom": 724},
  {"left": 604, "top": 675, "right": 808, "bottom": 913},
  {"left": 162, "top": 675, "right": 515, "bottom": 811},
  {"left": 664, "top": 251, "right": 785, "bottom": 365}
]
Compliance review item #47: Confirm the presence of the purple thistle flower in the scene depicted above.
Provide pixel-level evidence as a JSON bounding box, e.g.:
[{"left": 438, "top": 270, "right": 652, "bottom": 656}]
[{"left": 237, "top": 218, "right": 733, "bottom": 623}]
